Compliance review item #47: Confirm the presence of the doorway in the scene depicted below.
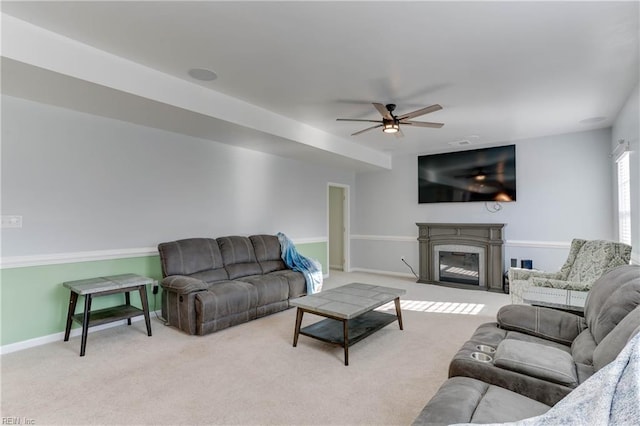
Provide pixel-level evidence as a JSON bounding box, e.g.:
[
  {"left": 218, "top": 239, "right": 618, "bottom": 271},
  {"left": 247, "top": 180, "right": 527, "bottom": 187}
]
[{"left": 328, "top": 184, "right": 349, "bottom": 272}]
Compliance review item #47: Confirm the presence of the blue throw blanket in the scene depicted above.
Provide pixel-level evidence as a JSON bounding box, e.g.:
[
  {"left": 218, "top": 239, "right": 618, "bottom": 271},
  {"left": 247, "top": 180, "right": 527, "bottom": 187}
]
[
  {"left": 277, "top": 232, "right": 323, "bottom": 294},
  {"left": 459, "top": 332, "right": 640, "bottom": 425}
]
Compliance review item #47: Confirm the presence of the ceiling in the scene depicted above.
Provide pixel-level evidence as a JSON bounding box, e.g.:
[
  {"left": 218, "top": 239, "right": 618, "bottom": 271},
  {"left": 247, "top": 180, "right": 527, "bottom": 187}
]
[{"left": 1, "top": 1, "right": 638, "bottom": 171}]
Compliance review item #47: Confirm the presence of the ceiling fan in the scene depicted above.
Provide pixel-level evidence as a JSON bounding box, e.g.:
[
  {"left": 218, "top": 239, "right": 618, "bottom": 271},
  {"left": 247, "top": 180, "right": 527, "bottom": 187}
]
[{"left": 336, "top": 103, "right": 444, "bottom": 137}]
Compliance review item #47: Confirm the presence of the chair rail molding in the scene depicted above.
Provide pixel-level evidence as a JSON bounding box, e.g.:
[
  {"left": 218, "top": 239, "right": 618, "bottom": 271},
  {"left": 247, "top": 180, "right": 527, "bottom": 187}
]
[
  {"left": 351, "top": 234, "right": 571, "bottom": 249},
  {"left": 0, "top": 236, "right": 327, "bottom": 269}
]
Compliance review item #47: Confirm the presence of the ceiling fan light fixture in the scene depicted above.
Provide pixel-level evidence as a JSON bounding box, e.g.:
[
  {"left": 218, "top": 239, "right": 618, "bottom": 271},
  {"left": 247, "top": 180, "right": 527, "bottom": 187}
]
[{"left": 382, "top": 123, "right": 400, "bottom": 134}]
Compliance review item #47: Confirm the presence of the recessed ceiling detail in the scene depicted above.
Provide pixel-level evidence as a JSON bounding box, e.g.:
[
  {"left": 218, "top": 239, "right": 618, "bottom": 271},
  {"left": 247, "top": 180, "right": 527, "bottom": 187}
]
[
  {"left": 579, "top": 116, "right": 607, "bottom": 124},
  {"left": 188, "top": 68, "right": 218, "bottom": 81},
  {"left": 1, "top": 1, "right": 637, "bottom": 157}
]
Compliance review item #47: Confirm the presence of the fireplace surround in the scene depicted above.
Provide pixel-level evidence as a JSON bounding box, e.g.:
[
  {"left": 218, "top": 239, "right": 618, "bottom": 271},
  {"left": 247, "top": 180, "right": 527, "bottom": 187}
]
[{"left": 416, "top": 223, "right": 504, "bottom": 291}]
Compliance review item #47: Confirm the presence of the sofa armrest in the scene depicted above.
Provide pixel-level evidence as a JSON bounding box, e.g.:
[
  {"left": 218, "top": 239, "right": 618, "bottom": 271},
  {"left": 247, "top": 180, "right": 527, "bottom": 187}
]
[
  {"left": 497, "top": 304, "right": 586, "bottom": 345},
  {"left": 531, "top": 277, "right": 592, "bottom": 291},
  {"left": 161, "top": 275, "right": 209, "bottom": 294}
]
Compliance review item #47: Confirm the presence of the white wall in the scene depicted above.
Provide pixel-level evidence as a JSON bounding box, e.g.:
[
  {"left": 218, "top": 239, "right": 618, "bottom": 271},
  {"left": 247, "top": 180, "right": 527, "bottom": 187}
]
[
  {"left": 0, "top": 95, "right": 355, "bottom": 257},
  {"left": 352, "top": 128, "right": 614, "bottom": 276},
  {"left": 612, "top": 83, "right": 639, "bottom": 263}
]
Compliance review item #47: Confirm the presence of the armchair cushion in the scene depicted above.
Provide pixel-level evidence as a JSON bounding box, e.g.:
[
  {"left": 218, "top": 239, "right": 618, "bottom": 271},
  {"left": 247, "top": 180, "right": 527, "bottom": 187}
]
[
  {"left": 530, "top": 277, "right": 591, "bottom": 291},
  {"left": 494, "top": 340, "right": 578, "bottom": 386},
  {"left": 510, "top": 268, "right": 559, "bottom": 281},
  {"left": 566, "top": 239, "right": 632, "bottom": 283}
]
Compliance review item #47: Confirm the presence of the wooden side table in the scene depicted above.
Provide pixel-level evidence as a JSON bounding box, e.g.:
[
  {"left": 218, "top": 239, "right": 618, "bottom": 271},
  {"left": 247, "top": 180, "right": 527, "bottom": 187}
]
[{"left": 63, "top": 273, "right": 154, "bottom": 356}]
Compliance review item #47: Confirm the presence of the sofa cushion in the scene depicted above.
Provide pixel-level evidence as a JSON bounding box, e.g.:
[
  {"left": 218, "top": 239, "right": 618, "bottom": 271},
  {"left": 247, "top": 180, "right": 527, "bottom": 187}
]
[
  {"left": 217, "top": 236, "right": 263, "bottom": 279},
  {"left": 237, "top": 275, "right": 290, "bottom": 307},
  {"left": 571, "top": 329, "right": 597, "bottom": 365},
  {"left": 448, "top": 323, "right": 574, "bottom": 406},
  {"left": 249, "top": 234, "right": 287, "bottom": 273},
  {"left": 504, "top": 330, "right": 572, "bottom": 353},
  {"left": 158, "top": 238, "right": 228, "bottom": 280},
  {"left": 586, "top": 266, "right": 640, "bottom": 344},
  {"left": 265, "top": 270, "right": 305, "bottom": 298},
  {"left": 497, "top": 304, "right": 586, "bottom": 345},
  {"left": 195, "top": 281, "right": 258, "bottom": 324},
  {"left": 593, "top": 307, "right": 640, "bottom": 371},
  {"left": 412, "top": 377, "right": 551, "bottom": 425},
  {"left": 494, "top": 340, "right": 578, "bottom": 386}
]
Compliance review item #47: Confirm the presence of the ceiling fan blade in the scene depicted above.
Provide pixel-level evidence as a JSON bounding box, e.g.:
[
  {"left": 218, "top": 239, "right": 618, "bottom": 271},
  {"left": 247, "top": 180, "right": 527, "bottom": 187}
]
[
  {"left": 373, "top": 102, "right": 393, "bottom": 120},
  {"left": 352, "top": 124, "right": 383, "bottom": 136},
  {"left": 397, "top": 104, "right": 442, "bottom": 120},
  {"left": 401, "top": 120, "right": 444, "bottom": 128},
  {"left": 336, "top": 118, "right": 383, "bottom": 123}
]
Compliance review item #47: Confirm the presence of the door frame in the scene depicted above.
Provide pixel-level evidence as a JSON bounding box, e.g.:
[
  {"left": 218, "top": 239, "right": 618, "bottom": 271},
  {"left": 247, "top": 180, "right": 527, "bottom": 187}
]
[{"left": 327, "top": 183, "right": 350, "bottom": 274}]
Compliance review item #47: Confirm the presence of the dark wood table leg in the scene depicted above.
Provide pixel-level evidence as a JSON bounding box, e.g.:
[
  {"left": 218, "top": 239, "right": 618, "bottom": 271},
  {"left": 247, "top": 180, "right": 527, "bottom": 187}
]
[
  {"left": 293, "top": 308, "right": 304, "bottom": 347},
  {"left": 343, "top": 319, "right": 349, "bottom": 366},
  {"left": 394, "top": 297, "right": 404, "bottom": 330},
  {"left": 138, "top": 285, "right": 152, "bottom": 337},
  {"left": 80, "top": 295, "right": 93, "bottom": 356},
  {"left": 125, "top": 291, "right": 132, "bottom": 325},
  {"left": 64, "top": 292, "right": 78, "bottom": 342}
]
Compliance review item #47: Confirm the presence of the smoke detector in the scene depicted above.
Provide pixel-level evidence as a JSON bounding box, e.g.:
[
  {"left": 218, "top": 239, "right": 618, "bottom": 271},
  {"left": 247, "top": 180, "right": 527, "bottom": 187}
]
[{"left": 448, "top": 139, "right": 472, "bottom": 146}]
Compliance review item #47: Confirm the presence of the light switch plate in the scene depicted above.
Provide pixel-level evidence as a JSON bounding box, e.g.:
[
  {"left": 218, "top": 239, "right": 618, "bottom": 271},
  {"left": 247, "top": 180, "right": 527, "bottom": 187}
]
[{"left": 1, "top": 215, "right": 23, "bottom": 228}]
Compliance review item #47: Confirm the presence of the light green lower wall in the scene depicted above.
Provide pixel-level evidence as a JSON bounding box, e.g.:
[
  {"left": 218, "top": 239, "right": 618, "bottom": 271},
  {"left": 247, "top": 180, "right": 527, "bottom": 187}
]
[{"left": 0, "top": 242, "right": 327, "bottom": 347}]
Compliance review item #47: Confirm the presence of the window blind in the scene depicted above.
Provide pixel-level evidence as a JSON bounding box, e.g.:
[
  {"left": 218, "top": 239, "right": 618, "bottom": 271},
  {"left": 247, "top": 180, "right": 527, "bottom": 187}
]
[{"left": 616, "top": 151, "right": 631, "bottom": 245}]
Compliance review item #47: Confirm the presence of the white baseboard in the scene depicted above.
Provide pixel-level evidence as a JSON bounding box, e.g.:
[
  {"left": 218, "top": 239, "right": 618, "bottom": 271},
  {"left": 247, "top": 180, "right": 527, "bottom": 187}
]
[
  {"left": 349, "top": 267, "right": 417, "bottom": 280},
  {"left": 0, "top": 310, "right": 162, "bottom": 355}
]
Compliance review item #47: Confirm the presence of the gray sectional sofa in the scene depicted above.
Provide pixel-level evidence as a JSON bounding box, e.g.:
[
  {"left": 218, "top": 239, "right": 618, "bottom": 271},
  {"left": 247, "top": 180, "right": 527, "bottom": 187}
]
[
  {"left": 414, "top": 264, "right": 640, "bottom": 424},
  {"left": 158, "top": 235, "right": 306, "bottom": 335}
]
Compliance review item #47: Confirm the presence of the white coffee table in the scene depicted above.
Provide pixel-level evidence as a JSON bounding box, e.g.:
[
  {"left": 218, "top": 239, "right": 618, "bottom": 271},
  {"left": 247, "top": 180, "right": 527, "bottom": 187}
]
[{"left": 290, "top": 282, "right": 406, "bottom": 365}]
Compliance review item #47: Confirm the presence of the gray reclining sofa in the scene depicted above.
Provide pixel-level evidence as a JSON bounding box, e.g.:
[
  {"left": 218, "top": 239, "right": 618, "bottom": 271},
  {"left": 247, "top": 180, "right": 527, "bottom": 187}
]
[
  {"left": 414, "top": 264, "right": 640, "bottom": 424},
  {"left": 158, "top": 235, "right": 306, "bottom": 335}
]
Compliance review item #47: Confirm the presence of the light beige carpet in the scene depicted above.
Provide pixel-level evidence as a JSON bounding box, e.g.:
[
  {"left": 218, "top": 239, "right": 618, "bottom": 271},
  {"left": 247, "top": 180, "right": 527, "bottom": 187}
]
[{"left": 0, "top": 271, "right": 510, "bottom": 425}]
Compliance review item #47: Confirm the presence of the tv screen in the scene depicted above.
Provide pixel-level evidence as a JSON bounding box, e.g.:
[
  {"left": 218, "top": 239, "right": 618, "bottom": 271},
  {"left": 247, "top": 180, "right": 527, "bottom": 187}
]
[{"left": 418, "top": 145, "right": 516, "bottom": 203}]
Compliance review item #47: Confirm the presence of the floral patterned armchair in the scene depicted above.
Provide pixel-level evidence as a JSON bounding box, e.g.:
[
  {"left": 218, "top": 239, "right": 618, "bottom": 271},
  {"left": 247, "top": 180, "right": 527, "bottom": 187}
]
[{"left": 509, "top": 239, "right": 632, "bottom": 305}]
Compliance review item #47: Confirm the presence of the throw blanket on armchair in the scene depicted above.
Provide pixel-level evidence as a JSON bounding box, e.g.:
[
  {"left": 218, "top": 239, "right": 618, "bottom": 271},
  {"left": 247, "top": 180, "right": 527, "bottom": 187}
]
[{"left": 277, "top": 232, "right": 323, "bottom": 294}]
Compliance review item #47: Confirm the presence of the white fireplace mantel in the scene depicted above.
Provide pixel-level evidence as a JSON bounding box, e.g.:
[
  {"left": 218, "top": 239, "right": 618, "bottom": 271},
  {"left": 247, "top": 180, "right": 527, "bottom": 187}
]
[{"left": 416, "top": 223, "right": 505, "bottom": 292}]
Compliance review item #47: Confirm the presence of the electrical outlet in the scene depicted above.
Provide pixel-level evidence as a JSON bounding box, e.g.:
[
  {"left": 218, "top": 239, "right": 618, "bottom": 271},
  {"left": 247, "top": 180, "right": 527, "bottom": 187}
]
[{"left": 152, "top": 282, "right": 159, "bottom": 295}]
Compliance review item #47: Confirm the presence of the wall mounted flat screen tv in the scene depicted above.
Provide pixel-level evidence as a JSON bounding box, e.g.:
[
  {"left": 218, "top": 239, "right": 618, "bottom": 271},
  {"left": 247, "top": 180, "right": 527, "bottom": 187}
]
[{"left": 418, "top": 144, "right": 516, "bottom": 203}]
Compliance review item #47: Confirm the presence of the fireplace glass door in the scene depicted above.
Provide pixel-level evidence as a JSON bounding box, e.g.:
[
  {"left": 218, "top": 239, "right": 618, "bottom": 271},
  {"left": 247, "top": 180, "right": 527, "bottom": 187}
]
[{"left": 439, "top": 251, "right": 480, "bottom": 286}]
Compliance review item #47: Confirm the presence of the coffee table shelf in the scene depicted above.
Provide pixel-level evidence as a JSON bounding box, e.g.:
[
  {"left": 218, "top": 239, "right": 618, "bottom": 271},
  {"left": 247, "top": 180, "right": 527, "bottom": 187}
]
[{"left": 299, "top": 310, "right": 398, "bottom": 346}]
